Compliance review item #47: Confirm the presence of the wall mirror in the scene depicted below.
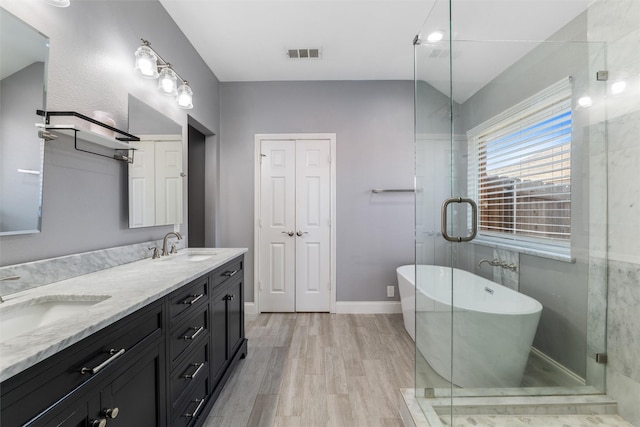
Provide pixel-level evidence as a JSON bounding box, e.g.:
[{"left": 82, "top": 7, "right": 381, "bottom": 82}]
[
  {"left": 127, "top": 95, "right": 183, "bottom": 228},
  {"left": 0, "top": 7, "right": 49, "bottom": 236}
]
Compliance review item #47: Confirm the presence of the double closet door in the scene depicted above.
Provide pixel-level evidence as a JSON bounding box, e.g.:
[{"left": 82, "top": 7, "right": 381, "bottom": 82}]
[{"left": 258, "top": 137, "right": 332, "bottom": 312}]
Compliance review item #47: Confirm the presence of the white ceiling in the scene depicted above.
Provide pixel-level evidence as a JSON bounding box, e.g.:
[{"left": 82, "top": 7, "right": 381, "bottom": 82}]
[{"left": 159, "top": 0, "right": 592, "bottom": 103}]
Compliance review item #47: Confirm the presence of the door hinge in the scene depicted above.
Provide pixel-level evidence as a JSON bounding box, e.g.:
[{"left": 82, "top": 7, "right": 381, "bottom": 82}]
[
  {"left": 259, "top": 281, "right": 263, "bottom": 292},
  {"left": 595, "top": 353, "right": 608, "bottom": 364}
]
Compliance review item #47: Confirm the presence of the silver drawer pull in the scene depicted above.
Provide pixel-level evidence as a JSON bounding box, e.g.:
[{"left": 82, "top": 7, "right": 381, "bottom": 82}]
[
  {"left": 183, "top": 398, "right": 206, "bottom": 418},
  {"left": 183, "top": 362, "right": 205, "bottom": 380},
  {"left": 180, "top": 294, "right": 204, "bottom": 305},
  {"left": 223, "top": 270, "right": 238, "bottom": 277},
  {"left": 183, "top": 326, "right": 204, "bottom": 340},
  {"left": 81, "top": 348, "right": 126, "bottom": 375}
]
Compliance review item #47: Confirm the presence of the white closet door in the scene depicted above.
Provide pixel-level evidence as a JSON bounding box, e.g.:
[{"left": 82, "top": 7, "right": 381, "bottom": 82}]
[
  {"left": 258, "top": 138, "right": 332, "bottom": 312},
  {"left": 128, "top": 140, "right": 156, "bottom": 228},
  {"left": 259, "top": 140, "right": 297, "bottom": 312},
  {"left": 295, "top": 140, "right": 331, "bottom": 312},
  {"left": 155, "top": 140, "right": 183, "bottom": 225}
]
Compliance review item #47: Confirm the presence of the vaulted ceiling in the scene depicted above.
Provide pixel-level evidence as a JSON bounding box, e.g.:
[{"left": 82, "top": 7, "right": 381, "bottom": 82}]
[{"left": 160, "top": 0, "right": 592, "bottom": 102}]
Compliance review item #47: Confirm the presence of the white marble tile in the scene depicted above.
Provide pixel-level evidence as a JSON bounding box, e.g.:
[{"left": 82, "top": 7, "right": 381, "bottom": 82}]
[
  {"left": 607, "top": 145, "right": 640, "bottom": 265},
  {"left": 493, "top": 249, "right": 519, "bottom": 291},
  {"left": 0, "top": 239, "right": 186, "bottom": 296},
  {"left": 607, "top": 369, "right": 640, "bottom": 427},
  {"left": 607, "top": 260, "right": 640, "bottom": 383},
  {"left": 588, "top": 0, "right": 640, "bottom": 43}
]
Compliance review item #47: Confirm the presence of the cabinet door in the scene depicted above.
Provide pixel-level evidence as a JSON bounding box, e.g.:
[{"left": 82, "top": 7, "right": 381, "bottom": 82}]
[
  {"left": 210, "top": 289, "right": 228, "bottom": 386},
  {"left": 97, "top": 342, "right": 166, "bottom": 427},
  {"left": 226, "top": 277, "right": 244, "bottom": 359},
  {"left": 39, "top": 400, "right": 90, "bottom": 427}
]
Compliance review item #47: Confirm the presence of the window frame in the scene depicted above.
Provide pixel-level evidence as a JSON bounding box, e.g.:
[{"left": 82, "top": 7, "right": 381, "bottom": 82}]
[{"left": 466, "top": 78, "right": 573, "bottom": 259}]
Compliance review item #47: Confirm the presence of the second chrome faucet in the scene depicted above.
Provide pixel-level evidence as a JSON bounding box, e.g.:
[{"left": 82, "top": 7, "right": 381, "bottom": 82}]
[{"left": 478, "top": 258, "right": 517, "bottom": 271}]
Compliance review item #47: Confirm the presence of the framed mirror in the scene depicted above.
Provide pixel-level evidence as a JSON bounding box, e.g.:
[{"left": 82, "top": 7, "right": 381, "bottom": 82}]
[
  {"left": 127, "top": 95, "right": 183, "bottom": 228},
  {"left": 0, "top": 8, "right": 49, "bottom": 235}
]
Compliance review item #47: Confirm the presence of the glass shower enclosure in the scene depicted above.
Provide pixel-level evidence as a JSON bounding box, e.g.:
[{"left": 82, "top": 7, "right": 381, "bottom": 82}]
[{"left": 414, "top": 0, "right": 608, "bottom": 423}]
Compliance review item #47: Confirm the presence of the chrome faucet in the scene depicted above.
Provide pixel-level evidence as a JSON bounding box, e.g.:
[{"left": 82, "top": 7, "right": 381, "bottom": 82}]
[
  {"left": 478, "top": 259, "right": 500, "bottom": 269},
  {"left": 0, "top": 275, "right": 21, "bottom": 303},
  {"left": 478, "top": 259, "right": 517, "bottom": 271},
  {"left": 161, "top": 231, "right": 183, "bottom": 256}
]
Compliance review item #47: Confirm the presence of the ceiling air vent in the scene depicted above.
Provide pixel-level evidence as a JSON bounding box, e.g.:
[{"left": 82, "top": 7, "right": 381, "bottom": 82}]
[{"left": 286, "top": 48, "right": 322, "bottom": 60}]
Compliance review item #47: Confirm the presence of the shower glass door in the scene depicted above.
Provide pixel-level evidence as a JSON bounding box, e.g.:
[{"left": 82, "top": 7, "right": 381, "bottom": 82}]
[{"left": 414, "top": 0, "right": 608, "bottom": 423}]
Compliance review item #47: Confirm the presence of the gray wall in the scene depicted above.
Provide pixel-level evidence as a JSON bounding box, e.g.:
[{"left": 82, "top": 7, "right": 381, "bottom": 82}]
[
  {"left": 454, "top": 13, "right": 593, "bottom": 377},
  {"left": 0, "top": 0, "right": 220, "bottom": 266},
  {"left": 219, "top": 80, "right": 415, "bottom": 303}
]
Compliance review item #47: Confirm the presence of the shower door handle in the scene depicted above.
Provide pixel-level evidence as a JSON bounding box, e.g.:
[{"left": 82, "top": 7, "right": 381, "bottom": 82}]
[{"left": 441, "top": 197, "right": 478, "bottom": 242}]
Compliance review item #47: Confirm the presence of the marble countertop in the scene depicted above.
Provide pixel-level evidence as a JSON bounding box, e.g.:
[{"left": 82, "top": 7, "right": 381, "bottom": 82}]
[{"left": 0, "top": 247, "right": 247, "bottom": 382}]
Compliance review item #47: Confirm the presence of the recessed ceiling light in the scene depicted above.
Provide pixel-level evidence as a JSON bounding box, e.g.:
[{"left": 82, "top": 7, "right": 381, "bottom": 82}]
[
  {"left": 426, "top": 31, "right": 444, "bottom": 43},
  {"left": 41, "top": 0, "right": 70, "bottom": 6},
  {"left": 611, "top": 81, "right": 626, "bottom": 95},
  {"left": 577, "top": 96, "right": 593, "bottom": 108}
]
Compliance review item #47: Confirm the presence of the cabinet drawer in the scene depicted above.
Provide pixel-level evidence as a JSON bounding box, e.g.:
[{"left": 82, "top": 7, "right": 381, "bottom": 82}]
[
  {"left": 172, "top": 376, "right": 210, "bottom": 427},
  {"left": 169, "top": 275, "right": 208, "bottom": 322},
  {"left": 170, "top": 308, "right": 209, "bottom": 364},
  {"left": 170, "top": 342, "right": 209, "bottom": 406},
  {"left": 210, "top": 258, "right": 243, "bottom": 290},
  {"left": 1, "top": 301, "right": 163, "bottom": 427}
]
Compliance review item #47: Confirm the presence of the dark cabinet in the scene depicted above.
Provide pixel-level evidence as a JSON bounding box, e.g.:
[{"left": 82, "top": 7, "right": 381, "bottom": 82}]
[
  {"left": 0, "top": 254, "right": 246, "bottom": 427},
  {"left": 210, "top": 259, "right": 246, "bottom": 389}
]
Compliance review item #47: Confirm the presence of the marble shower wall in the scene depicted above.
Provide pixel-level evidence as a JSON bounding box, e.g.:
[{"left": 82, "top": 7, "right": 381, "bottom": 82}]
[{"left": 588, "top": 0, "right": 640, "bottom": 425}]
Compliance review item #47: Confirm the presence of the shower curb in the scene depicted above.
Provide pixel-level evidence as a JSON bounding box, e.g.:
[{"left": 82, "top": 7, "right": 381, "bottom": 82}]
[{"left": 399, "top": 388, "right": 624, "bottom": 427}]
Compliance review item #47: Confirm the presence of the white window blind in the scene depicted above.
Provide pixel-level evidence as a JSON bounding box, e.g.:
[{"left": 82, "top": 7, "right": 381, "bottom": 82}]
[{"left": 467, "top": 78, "right": 572, "bottom": 249}]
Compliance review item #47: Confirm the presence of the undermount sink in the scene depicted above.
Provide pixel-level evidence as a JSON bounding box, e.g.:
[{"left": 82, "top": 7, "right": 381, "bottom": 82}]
[
  {"left": 0, "top": 295, "right": 111, "bottom": 343},
  {"left": 162, "top": 250, "right": 219, "bottom": 262}
]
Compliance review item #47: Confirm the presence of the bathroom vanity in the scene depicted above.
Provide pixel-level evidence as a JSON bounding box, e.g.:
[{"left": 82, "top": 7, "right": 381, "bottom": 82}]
[{"left": 0, "top": 249, "right": 247, "bottom": 427}]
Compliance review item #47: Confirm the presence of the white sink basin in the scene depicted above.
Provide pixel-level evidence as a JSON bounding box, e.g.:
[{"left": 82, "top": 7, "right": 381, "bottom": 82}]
[
  {"left": 162, "top": 250, "right": 219, "bottom": 262},
  {"left": 0, "top": 295, "right": 111, "bottom": 342}
]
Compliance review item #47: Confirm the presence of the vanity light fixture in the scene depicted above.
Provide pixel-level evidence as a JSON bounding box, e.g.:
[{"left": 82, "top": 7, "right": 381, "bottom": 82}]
[{"left": 133, "top": 39, "right": 194, "bottom": 109}]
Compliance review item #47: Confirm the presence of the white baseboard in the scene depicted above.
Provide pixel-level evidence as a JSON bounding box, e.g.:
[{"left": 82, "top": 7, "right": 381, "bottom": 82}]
[
  {"left": 247, "top": 301, "right": 401, "bottom": 315},
  {"left": 335, "top": 301, "right": 402, "bottom": 314},
  {"left": 245, "top": 302, "right": 257, "bottom": 315}
]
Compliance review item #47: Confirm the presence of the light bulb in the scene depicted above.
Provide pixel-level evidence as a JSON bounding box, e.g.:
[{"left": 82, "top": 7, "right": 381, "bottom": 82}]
[
  {"left": 158, "top": 68, "right": 178, "bottom": 96},
  {"left": 177, "top": 83, "right": 193, "bottom": 109},
  {"left": 134, "top": 44, "right": 158, "bottom": 79}
]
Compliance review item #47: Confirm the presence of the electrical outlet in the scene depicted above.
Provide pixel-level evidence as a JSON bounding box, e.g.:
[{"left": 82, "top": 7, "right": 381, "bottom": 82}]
[{"left": 387, "top": 285, "right": 395, "bottom": 298}]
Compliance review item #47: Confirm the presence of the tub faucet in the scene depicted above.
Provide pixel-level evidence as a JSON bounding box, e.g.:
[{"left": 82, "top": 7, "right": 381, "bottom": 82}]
[
  {"left": 161, "top": 231, "right": 183, "bottom": 256},
  {"left": 478, "top": 259, "right": 500, "bottom": 269},
  {"left": 0, "top": 275, "right": 21, "bottom": 303}
]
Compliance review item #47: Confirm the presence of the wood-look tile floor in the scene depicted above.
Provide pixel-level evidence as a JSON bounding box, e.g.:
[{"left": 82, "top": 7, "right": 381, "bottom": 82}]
[{"left": 202, "top": 313, "right": 415, "bottom": 427}]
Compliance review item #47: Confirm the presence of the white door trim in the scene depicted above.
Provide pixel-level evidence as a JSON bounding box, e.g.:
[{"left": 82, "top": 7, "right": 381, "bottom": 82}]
[{"left": 254, "top": 133, "right": 337, "bottom": 314}]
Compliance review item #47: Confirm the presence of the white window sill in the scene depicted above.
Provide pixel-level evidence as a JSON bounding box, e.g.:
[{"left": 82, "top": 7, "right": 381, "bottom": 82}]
[{"left": 470, "top": 236, "right": 575, "bottom": 263}]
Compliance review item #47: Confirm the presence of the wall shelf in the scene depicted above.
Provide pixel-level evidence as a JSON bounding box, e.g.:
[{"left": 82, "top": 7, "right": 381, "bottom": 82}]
[{"left": 37, "top": 110, "right": 139, "bottom": 162}]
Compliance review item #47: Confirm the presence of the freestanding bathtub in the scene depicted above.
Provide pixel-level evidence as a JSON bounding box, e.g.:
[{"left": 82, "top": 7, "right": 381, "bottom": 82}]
[{"left": 397, "top": 264, "right": 543, "bottom": 388}]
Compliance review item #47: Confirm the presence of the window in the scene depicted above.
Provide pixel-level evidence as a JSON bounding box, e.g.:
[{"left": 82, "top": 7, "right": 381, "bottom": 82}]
[{"left": 467, "top": 79, "right": 572, "bottom": 253}]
